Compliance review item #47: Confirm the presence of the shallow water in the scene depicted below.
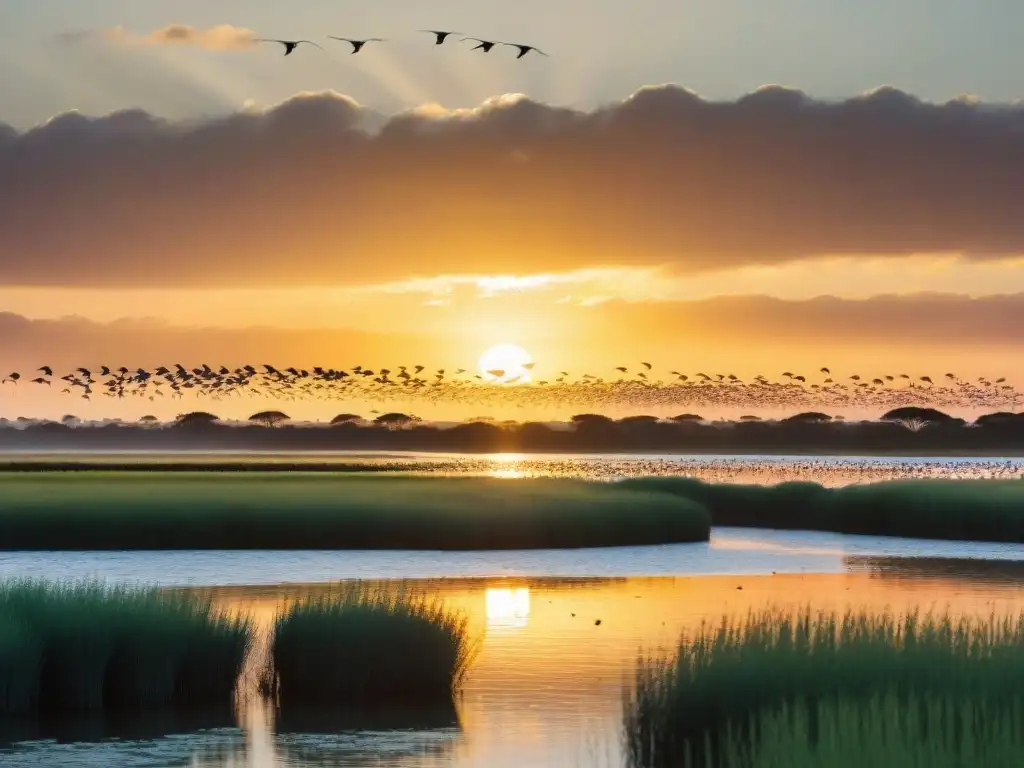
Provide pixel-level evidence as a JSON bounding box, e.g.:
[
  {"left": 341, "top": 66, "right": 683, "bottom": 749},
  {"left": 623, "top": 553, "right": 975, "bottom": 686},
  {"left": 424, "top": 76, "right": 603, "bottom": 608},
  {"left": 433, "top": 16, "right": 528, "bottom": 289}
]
[
  {"left": 6, "top": 545, "right": 1024, "bottom": 767},
  {"left": 5, "top": 452, "right": 1024, "bottom": 765},
  {"left": 4, "top": 528, "right": 1024, "bottom": 585},
  {"left": 5, "top": 450, "right": 1024, "bottom": 485}
]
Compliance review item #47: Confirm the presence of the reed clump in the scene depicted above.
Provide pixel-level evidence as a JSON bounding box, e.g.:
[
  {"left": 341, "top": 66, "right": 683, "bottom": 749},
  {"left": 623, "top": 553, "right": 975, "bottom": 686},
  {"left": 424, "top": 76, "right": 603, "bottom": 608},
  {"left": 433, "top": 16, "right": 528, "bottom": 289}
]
[
  {"left": 619, "top": 477, "right": 1024, "bottom": 542},
  {"left": 0, "top": 474, "right": 709, "bottom": 550},
  {"left": 0, "top": 580, "right": 253, "bottom": 715},
  {"left": 721, "top": 692, "right": 1024, "bottom": 768},
  {"left": 263, "top": 584, "right": 474, "bottom": 712},
  {"left": 625, "top": 607, "right": 1024, "bottom": 768}
]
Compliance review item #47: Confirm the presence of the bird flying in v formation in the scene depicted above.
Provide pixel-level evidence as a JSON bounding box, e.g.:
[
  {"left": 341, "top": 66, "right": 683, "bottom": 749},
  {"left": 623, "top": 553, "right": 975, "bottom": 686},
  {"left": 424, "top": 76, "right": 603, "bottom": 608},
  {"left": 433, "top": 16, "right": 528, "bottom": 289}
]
[{"left": 250, "top": 30, "right": 550, "bottom": 59}]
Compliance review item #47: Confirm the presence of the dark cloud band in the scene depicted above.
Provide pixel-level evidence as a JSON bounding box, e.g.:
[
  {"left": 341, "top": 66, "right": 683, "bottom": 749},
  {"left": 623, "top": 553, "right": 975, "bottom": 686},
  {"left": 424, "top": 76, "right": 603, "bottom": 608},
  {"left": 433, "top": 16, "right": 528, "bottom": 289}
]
[{"left": 2, "top": 85, "right": 1023, "bottom": 287}]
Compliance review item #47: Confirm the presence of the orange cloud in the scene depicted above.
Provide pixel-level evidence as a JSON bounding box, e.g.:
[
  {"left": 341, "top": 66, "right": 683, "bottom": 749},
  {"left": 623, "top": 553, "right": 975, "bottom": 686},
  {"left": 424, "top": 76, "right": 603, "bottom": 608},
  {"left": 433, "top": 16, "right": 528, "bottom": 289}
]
[
  {"left": 103, "top": 24, "right": 259, "bottom": 51},
  {"left": 3, "top": 87, "right": 1024, "bottom": 287}
]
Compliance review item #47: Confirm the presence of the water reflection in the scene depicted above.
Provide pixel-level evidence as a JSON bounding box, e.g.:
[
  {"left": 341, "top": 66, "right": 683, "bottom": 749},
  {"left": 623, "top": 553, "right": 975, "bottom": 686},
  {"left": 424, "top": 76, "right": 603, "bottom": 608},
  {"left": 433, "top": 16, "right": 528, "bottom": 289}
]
[
  {"left": 485, "top": 588, "right": 530, "bottom": 629},
  {"left": 6, "top": 530, "right": 1024, "bottom": 586},
  {"left": 849, "top": 555, "right": 1024, "bottom": 585},
  {"left": 6, "top": 571, "right": 1024, "bottom": 767}
]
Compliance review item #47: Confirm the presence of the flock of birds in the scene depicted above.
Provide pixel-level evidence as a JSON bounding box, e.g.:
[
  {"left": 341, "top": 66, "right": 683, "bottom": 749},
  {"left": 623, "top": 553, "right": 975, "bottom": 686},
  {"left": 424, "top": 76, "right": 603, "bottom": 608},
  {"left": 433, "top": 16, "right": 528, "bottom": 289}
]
[
  {"left": 0, "top": 362, "right": 1020, "bottom": 415},
  {"left": 256, "top": 29, "right": 547, "bottom": 59},
  {"left": 374, "top": 456, "right": 1024, "bottom": 484}
]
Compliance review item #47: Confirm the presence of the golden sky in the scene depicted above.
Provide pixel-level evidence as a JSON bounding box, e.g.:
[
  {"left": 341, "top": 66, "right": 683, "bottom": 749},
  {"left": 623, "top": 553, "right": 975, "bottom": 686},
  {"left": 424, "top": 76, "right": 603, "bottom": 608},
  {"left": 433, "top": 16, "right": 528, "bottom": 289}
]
[{"left": 4, "top": 81, "right": 1024, "bottom": 421}]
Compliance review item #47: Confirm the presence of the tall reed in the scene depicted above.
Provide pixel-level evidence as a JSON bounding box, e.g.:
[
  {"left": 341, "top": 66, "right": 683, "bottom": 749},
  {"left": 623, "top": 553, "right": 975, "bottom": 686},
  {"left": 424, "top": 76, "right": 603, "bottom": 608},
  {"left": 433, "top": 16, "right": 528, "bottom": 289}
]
[
  {"left": 720, "top": 692, "right": 1024, "bottom": 768},
  {"left": 264, "top": 583, "right": 475, "bottom": 711},
  {"left": 0, "top": 474, "right": 710, "bottom": 550},
  {"left": 0, "top": 580, "right": 253, "bottom": 715},
  {"left": 619, "top": 477, "right": 1024, "bottom": 542},
  {"left": 625, "top": 607, "right": 1024, "bottom": 768}
]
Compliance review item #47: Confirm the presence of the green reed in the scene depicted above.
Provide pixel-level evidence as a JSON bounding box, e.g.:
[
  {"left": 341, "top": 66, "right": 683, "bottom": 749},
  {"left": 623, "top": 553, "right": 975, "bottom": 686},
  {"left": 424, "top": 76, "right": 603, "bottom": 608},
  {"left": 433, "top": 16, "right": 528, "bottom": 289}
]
[
  {"left": 0, "top": 474, "right": 709, "bottom": 550},
  {"left": 264, "top": 583, "right": 475, "bottom": 711},
  {"left": 720, "top": 691, "right": 1024, "bottom": 768},
  {"left": 619, "top": 477, "right": 1024, "bottom": 542},
  {"left": 0, "top": 580, "right": 253, "bottom": 715},
  {"left": 625, "top": 607, "right": 1024, "bottom": 768}
]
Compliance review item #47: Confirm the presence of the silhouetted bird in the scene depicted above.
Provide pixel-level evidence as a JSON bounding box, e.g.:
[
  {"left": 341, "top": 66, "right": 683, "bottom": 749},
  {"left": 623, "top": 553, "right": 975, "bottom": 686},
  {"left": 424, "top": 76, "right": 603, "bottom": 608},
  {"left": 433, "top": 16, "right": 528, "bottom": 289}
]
[
  {"left": 463, "top": 37, "right": 500, "bottom": 52},
  {"left": 420, "top": 30, "right": 461, "bottom": 44},
  {"left": 502, "top": 42, "right": 548, "bottom": 59},
  {"left": 258, "top": 39, "right": 323, "bottom": 55},
  {"left": 329, "top": 37, "right": 385, "bottom": 53}
]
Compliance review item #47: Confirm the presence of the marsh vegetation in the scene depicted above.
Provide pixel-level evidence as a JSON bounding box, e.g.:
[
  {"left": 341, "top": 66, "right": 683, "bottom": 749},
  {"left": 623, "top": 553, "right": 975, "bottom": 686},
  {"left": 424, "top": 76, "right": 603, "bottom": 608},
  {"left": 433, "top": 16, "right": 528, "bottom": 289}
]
[
  {"left": 621, "top": 477, "right": 1024, "bottom": 543},
  {"left": 626, "top": 607, "right": 1024, "bottom": 767},
  {"left": 0, "top": 581, "right": 251, "bottom": 716},
  {"left": 262, "top": 584, "right": 474, "bottom": 712},
  {"left": 0, "top": 474, "right": 710, "bottom": 550}
]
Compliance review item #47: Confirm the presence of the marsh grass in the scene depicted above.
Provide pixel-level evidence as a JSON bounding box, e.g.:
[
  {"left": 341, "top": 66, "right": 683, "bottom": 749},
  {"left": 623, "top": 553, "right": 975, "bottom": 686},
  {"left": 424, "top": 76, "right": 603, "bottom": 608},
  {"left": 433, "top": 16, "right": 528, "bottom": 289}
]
[
  {"left": 263, "top": 583, "right": 475, "bottom": 711},
  {"left": 0, "top": 581, "right": 253, "bottom": 715},
  {"left": 625, "top": 607, "right": 1024, "bottom": 768},
  {"left": 619, "top": 477, "right": 1024, "bottom": 542},
  {"left": 721, "top": 692, "right": 1024, "bottom": 768},
  {"left": 0, "top": 474, "right": 709, "bottom": 550}
]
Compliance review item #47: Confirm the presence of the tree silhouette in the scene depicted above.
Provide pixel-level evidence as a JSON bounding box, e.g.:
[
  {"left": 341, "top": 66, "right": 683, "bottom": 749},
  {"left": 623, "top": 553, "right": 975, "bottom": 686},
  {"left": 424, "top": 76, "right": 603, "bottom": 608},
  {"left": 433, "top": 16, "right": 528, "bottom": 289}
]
[
  {"left": 175, "top": 411, "right": 219, "bottom": 426},
  {"left": 619, "top": 415, "right": 660, "bottom": 426},
  {"left": 670, "top": 414, "right": 705, "bottom": 422},
  {"left": 138, "top": 415, "right": 159, "bottom": 424},
  {"left": 61, "top": 414, "right": 79, "bottom": 425},
  {"left": 374, "top": 412, "right": 420, "bottom": 430},
  {"left": 249, "top": 410, "right": 290, "bottom": 427},
  {"left": 330, "top": 413, "right": 362, "bottom": 425},
  {"left": 571, "top": 413, "right": 614, "bottom": 426},
  {"left": 782, "top": 412, "right": 832, "bottom": 424},
  {"left": 975, "top": 411, "right": 1024, "bottom": 427}
]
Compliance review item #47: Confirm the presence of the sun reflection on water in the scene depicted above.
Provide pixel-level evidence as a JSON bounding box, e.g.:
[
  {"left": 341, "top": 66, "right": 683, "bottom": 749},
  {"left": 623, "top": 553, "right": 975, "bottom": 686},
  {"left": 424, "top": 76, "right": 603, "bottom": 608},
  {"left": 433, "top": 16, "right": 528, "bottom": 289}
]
[
  {"left": 485, "top": 587, "right": 530, "bottom": 629},
  {"left": 486, "top": 452, "right": 527, "bottom": 479}
]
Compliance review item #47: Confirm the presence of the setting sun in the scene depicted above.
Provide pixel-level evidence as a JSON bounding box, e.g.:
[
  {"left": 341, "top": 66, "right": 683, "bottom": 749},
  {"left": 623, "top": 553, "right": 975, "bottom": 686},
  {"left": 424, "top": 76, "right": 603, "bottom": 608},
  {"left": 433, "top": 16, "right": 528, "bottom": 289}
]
[{"left": 479, "top": 344, "right": 533, "bottom": 384}]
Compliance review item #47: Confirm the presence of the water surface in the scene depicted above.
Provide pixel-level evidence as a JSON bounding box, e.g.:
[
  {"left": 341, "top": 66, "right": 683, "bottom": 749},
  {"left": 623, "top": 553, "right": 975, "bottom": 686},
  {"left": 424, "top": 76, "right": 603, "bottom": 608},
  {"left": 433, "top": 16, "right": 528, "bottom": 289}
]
[
  {"left": 4, "top": 528, "right": 1024, "bottom": 586},
  {"left": 5, "top": 559, "right": 1024, "bottom": 767},
  {"left": 4, "top": 450, "right": 1024, "bottom": 484}
]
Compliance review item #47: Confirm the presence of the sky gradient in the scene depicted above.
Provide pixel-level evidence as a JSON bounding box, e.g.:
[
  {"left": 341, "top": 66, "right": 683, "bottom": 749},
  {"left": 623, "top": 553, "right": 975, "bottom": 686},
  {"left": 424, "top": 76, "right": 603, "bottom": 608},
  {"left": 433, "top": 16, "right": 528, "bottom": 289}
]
[{"left": 0, "top": 1, "right": 1022, "bottom": 421}]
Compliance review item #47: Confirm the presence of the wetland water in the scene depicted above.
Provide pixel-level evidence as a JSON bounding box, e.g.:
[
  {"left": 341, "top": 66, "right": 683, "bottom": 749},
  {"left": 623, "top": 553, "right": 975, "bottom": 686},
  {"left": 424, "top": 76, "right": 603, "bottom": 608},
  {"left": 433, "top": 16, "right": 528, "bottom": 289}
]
[
  {"left": 4, "top": 453, "right": 1024, "bottom": 767},
  {"left": 5, "top": 450, "right": 1024, "bottom": 484},
  {"left": 4, "top": 533, "right": 1024, "bottom": 767}
]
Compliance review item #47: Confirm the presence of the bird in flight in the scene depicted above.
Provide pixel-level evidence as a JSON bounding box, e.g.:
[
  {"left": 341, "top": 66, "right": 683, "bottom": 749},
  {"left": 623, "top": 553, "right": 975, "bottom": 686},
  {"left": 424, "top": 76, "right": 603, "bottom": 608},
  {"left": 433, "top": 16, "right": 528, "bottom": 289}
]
[
  {"left": 257, "top": 39, "right": 323, "bottom": 55},
  {"left": 462, "top": 37, "right": 500, "bottom": 52},
  {"left": 329, "top": 37, "right": 385, "bottom": 54},
  {"left": 502, "top": 43, "right": 548, "bottom": 59},
  {"left": 420, "top": 30, "right": 461, "bottom": 45}
]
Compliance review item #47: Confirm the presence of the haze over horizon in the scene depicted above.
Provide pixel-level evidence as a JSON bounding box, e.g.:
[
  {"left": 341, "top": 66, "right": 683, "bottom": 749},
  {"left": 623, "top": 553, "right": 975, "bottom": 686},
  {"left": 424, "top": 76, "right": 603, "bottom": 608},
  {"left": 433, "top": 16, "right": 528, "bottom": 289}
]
[{"left": 2, "top": 0, "right": 1023, "bottom": 422}]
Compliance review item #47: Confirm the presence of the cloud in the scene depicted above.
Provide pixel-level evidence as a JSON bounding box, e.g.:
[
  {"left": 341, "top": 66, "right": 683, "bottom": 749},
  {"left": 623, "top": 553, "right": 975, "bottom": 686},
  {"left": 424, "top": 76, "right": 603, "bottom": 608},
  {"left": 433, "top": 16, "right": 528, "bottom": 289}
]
[
  {"left": 3, "top": 292, "right": 1024, "bottom": 364},
  {"left": 4, "top": 85, "right": 1024, "bottom": 286},
  {"left": 102, "top": 25, "right": 259, "bottom": 51},
  {"left": 0, "top": 313, "right": 439, "bottom": 371}
]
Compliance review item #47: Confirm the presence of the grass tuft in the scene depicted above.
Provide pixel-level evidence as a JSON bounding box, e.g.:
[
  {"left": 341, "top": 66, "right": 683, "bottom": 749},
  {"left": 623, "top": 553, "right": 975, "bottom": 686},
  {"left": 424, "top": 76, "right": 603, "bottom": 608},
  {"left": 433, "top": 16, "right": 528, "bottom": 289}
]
[
  {"left": 263, "top": 583, "right": 475, "bottom": 711},
  {"left": 723, "top": 692, "right": 1024, "bottom": 768},
  {"left": 0, "top": 580, "right": 253, "bottom": 715},
  {"left": 619, "top": 477, "right": 1024, "bottom": 542},
  {"left": 625, "top": 607, "right": 1024, "bottom": 768},
  {"left": 0, "top": 474, "right": 709, "bottom": 550}
]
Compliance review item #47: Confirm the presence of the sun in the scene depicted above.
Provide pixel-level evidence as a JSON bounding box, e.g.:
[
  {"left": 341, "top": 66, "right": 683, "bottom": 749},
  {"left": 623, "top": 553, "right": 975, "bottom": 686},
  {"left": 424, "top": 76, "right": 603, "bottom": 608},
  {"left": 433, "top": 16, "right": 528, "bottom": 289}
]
[{"left": 479, "top": 343, "right": 533, "bottom": 384}]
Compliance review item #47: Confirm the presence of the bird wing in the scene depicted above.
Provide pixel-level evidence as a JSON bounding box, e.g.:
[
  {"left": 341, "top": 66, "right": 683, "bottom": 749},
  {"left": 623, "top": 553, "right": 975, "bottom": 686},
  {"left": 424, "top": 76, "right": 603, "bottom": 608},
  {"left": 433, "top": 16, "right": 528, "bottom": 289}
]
[{"left": 298, "top": 40, "right": 324, "bottom": 48}]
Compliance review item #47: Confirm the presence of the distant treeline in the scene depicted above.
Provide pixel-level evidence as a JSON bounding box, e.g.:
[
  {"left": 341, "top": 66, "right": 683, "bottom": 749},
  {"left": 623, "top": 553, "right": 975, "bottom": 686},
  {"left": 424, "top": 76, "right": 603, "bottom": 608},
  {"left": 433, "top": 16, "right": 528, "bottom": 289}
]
[{"left": 3, "top": 408, "right": 1024, "bottom": 454}]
